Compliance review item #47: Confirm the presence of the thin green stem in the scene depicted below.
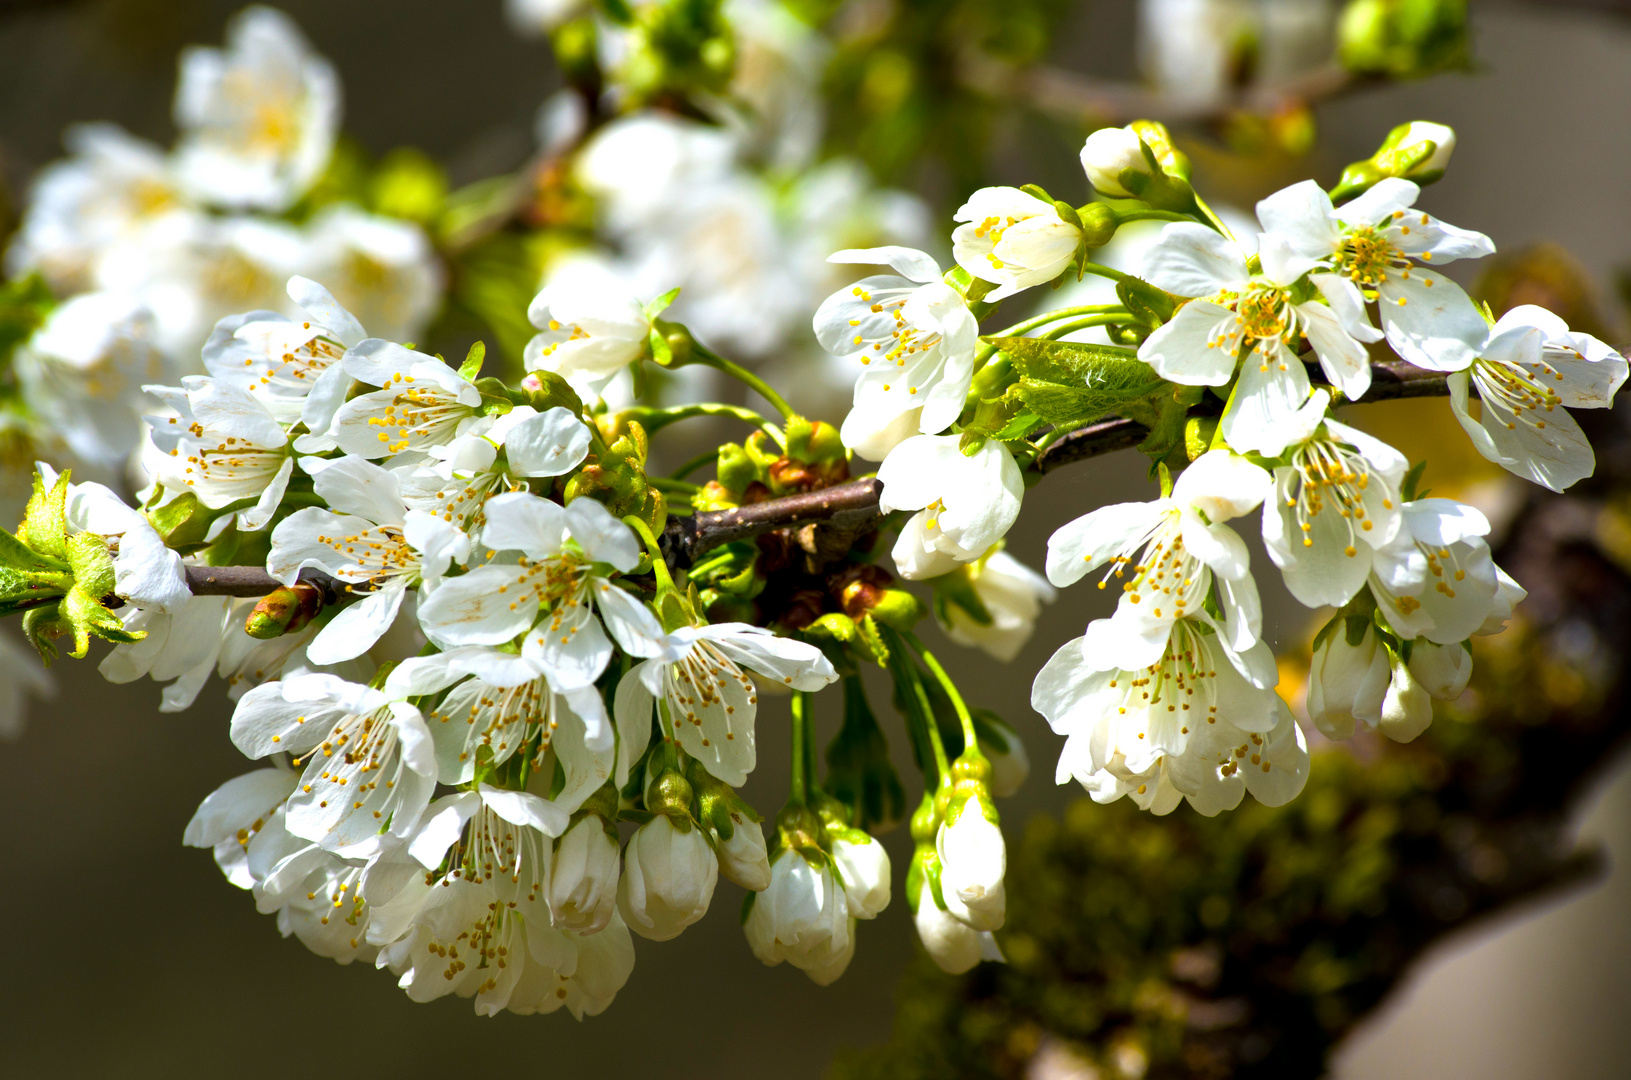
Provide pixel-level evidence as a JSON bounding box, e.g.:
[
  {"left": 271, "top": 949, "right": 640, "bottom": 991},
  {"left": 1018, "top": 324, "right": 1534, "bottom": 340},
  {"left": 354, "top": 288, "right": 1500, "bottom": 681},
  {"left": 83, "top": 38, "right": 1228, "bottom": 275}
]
[
  {"left": 692, "top": 343, "right": 798, "bottom": 422},
  {"left": 906, "top": 631, "right": 979, "bottom": 754},
  {"left": 657, "top": 698, "right": 677, "bottom": 742},
  {"left": 881, "top": 626, "right": 951, "bottom": 788},
  {"left": 1044, "top": 314, "right": 1133, "bottom": 339},
  {"left": 623, "top": 515, "right": 677, "bottom": 594},
  {"left": 974, "top": 304, "right": 1133, "bottom": 367},
  {"left": 619, "top": 403, "right": 783, "bottom": 445},
  {"left": 790, "top": 691, "right": 810, "bottom": 804},
  {"left": 670, "top": 448, "right": 719, "bottom": 482},
  {"left": 647, "top": 476, "right": 700, "bottom": 495},
  {"left": 1113, "top": 208, "right": 1197, "bottom": 225}
]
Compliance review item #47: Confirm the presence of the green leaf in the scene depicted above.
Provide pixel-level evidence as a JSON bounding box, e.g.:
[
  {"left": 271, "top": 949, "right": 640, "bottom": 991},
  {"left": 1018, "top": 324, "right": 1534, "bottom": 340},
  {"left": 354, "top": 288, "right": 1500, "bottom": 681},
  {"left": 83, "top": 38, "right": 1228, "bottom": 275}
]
[
  {"left": 457, "top": 340, "right": 486, "bottom": 380},
  {"left": 993, "top": 409, "right": 1045, "bottom": 442},
  {"left": 989, "top": 336, "right": 1164, "bottom": 432}
]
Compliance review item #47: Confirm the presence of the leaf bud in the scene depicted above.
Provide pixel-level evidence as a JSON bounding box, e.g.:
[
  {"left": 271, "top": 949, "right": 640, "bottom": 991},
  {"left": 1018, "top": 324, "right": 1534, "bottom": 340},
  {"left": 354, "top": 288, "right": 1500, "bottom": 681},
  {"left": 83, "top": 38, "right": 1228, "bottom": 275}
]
[{"left": 244, "top": 581, "right": 324, "bottom": 639}]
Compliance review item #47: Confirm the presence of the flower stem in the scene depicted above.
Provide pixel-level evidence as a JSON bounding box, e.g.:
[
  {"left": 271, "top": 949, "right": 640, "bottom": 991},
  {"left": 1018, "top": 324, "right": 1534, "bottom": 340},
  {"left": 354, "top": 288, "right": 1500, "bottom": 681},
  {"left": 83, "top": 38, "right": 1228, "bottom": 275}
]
[
  {"left": 1113, "top": 208, "right": 1196, "bottom": 225},
  {"left": 670, "top": 448, "right": 719, "bottom": 481},
  {"left": 623, "top": 514, "right": 677, "bottom": 595},
  {"left": 905, "top": 631, "right": 980, "bottom": 755},
  {"left": 974, "top": 304, "right": 1133, "bottom": 367},
  {"left": 619, "top": 403, "right": 784, "bottom": 446},
  {"left": 790, "top": 690, "right": 810, "bottom": 804},
  {"left": 881, "top": 626, "right": 951, "bottom": 788},
  {"left": 1193, "top": 193, "right": 1239, "bottom": 243},
  {"left": 692, "top": 343, "right": 798, "bottom": 422},
  {"left": 1043, "top": 314, "right": 1133, "bottom": 339}
]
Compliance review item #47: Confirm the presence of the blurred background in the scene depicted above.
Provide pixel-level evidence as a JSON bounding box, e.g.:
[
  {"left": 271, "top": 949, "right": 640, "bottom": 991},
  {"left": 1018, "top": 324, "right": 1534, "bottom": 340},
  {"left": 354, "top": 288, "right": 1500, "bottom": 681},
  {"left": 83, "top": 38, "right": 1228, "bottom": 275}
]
[{"left": 1, "top": 0, "right": 1629, "bottom": 1076}]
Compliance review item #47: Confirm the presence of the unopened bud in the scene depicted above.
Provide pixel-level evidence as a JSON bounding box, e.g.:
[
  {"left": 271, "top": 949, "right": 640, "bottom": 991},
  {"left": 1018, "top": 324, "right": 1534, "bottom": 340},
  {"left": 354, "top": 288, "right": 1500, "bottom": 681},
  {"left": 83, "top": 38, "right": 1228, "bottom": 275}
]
[
  {"left": 1080, "top": 125, "right": 1148, "bottom": 197},
  {"left": 244, "top": 581, "right": 324, "bottom": 640},
  {"left": 1332, "top": 120, "right": 1458, "bottom": 203}
]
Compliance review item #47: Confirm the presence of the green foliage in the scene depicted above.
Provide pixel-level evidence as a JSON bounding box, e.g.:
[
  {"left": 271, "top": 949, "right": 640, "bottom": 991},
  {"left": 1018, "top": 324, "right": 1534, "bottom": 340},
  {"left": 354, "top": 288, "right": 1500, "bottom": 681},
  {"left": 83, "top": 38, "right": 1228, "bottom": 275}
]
[
  {"left": 1338, "top": 0, "right": 1470, "bottom": 79},
  {"left": 817, "top": 0, "right": 1077, "bottom": 193},
  {"left": 990, "top": 336, "right": 1164, "bottom": 433}
]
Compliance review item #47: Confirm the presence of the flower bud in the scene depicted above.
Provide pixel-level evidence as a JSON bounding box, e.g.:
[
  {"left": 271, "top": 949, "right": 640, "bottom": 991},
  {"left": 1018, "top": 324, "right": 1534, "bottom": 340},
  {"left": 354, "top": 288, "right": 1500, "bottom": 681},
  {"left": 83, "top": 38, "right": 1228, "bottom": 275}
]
[
  {"left": 935, "top": 796, "right": 1006, "bottom": 932},
  {"left": 244, "top": 581, "right": 324, "bottom": 640},
  {"left": 1306, "top": 618, "right": 1390, "bottom": 740},
  {"left": 1408, "top": 640, "right": 1472, "bottom": 702},
  {"left": 830, "top": 833, "right": 891, "bottom": 919},
  {"left": 714, "top": 811, "right": 772, "bottom": 892},
  {"left": 744, "top": 848, "right": 854, "bottom": 983},
  {"left": 937, "top": 551, "right": 1054, "bottom": 663},
  {"left": 616, "top": 814, "right": 718, "bottom": 941},
  {"left": 1379, "top": 654, "right": 1434, "bottom": 743},
  {"left": 549, "top": 815, "right": 621, "bottom": 934},
  {"left": 1080, "top": 126, "right": 1148, "bottom": 198},
  {"left": 908, "top": 870, "right": 1003, "bottom": 975},
  {"left": 1331, "top": 120, "right": 1458, "bottom": 203}
]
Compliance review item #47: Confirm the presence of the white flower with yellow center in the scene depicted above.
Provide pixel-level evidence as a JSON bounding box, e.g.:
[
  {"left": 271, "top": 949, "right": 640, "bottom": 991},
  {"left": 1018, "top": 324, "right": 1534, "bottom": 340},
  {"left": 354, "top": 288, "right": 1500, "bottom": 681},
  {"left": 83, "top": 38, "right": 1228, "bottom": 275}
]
[
  {"left": 879, "top": 435, "right": 1025, "bottom": 579},
  {"left": 1262, "top": 417, "right": 1409, "bottom": 608},
  {"left": 301, "top": 205, "right": 443, "bottom": 344},
  {"left": 1139, "top": 226, "right": 1375, "bottom": 455},
  {"left": 415, "top": 491, "right": 664, "bottom": 688},
  {"left": 813, "top": 246, "right": 978, "bottom": 459},
  {"left": 328, "top": 340, "right": 484, "bottom": 458},
  {"left": 202, "top": 275, "right": 365, "bottom": 433},
  {"left": 228, "top": 670, "right": 438, "bottom": 857},
  {"left": 1035, "top": 635, "right": 1304, "bottom": 817},
  {"left": 16, "top": 291, "right": 172, "bottom": 472},
  {"left": 144, "top": 374, "right": 294, "bottom": 531},
  {"left": 523, "top": 282, "right": 652, "bottom": 402},
  {"left": 269, "top": 455, "right": 470, "bottom": 664},
  {"left": 614, "top": 624, "right": 838, "bottom": 787},
  {"left": 6, "top": 122, "right": 188, "bottom": 294},
  {"left": 1448, "top": 305, "right": 1629, "bottom": 492},
  {"left": 172, "top": 6, "right": 340, "bottom": 212},
  {"left": 1256, "top": 178, "right": 1494, "bottom": 372},
  {"left": 951, "top": 187, "right": 1083, "bottom": 301},
  {"left": 1046, "top": 450, "right": 1269, "bottom": 671},
  {"left": 1366, "top": 499, "right": 1501, "bottom": 645},
  {"left": 371, "top": 789, "right": 633, "bottom": 1016}
]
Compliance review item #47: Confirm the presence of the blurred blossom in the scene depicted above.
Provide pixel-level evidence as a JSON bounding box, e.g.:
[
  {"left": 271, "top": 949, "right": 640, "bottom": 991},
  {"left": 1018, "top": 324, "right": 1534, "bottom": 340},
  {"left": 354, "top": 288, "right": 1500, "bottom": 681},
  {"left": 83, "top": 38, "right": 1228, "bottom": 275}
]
[
  {"left": 300, "top": 205, "right": 443, "bottom": 344},
  {"left": 172, "top": 5, "right": 341, "bottom": 212},
  {"left": 1138, "top": 0, "right": 1334, "bottom": 105}
]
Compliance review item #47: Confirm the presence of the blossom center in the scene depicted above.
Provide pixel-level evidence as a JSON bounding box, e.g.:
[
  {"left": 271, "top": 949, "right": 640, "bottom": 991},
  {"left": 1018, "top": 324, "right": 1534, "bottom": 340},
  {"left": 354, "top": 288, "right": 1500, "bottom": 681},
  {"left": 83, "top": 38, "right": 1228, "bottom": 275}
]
[{"left": 1287, "top": 438, "right": 1386, "bottom": 555}]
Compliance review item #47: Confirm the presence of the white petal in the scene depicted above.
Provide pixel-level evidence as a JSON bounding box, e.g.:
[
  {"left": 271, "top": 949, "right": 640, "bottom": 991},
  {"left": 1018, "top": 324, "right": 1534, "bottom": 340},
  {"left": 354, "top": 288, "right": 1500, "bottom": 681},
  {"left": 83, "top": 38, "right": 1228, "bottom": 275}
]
[
  {"left": 826, "top": 246, "right": 941, "bottom": 283},
  {"left": 613, "top": 663, "right": 656, "bottom": 787},
  {"left": 305, "top": 454, "right": 407, "bottom": 524},
  {"left": 287, "top": 276, "right": 367, "bottom": 347},
  {"left": 415, "top": 563, "right": 538, "bottom": 647},
  {"left": 1299, "top": 301, "right": 1371, "bottom": 399},
  {"left": 305, "top": 580, "right": 407, "bottom": 664},
  {"left": 564, "top": 497, "right": 641, "bottom": 571},
  {"left": 1138, "top": 301, "right": 1240, "bottom": 386},
  {"left": 1379, "top": 274, "right": 1486, "bottom": 372},
  {"left": 1220, "top": 346, "right": 1312, "bottom": 456},
  {"left": 480, "top": 784, "right": 571, "bottom": 838},
  {"left": 1140, "top": 223, "right": 1250, "bottom": 296},
  {"left": 1254, "top": 180, "right": 1340, "bottom": 261},
  {"left": 505, "top": 407, "right": 592, "bottom": 477},
  {"left": 1045, "top": 501, "right": 1166, "bottom": 587},
  {"left": 593, "top": 579, "right": 666, "bottom": 657},
  {"left": 183, "top": 769, "right": 298, "bottom": 847}
]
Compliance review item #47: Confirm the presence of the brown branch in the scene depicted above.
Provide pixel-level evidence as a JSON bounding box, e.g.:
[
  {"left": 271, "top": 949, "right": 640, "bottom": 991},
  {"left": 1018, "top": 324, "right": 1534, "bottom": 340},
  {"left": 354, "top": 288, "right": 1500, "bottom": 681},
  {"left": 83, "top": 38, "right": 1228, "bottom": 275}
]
[{"left": 173, "top": 359, "right": 1455, "bottom": 590}]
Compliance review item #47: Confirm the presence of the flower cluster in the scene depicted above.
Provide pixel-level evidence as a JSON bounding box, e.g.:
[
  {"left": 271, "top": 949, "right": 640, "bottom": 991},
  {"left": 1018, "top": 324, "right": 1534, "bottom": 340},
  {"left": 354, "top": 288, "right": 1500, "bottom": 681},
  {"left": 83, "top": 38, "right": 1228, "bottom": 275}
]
[
  {"left": 807, "top": 118, "right": 1625, "bottom": 965},
  {"left": 0, "top": 87, "right": 1621, "bottom": 1009},
  {"left": 3, "top": 6, "right": 442, "bottom": 506}
]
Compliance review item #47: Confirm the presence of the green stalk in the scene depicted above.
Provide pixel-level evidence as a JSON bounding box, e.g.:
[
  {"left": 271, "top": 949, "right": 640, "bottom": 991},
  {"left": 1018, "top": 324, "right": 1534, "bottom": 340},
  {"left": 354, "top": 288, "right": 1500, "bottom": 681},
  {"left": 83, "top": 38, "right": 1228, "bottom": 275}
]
[
  {"left": 1044, "top": 314, "right": 1133, "bottom": 339},
  {"left": 692, "top": 343, "right": 798, "bottom": 422},
  {"left": 670, "top": 448, "right": 719, "bottom": 481},
  {"left": 623, "top": 514, "right": 677, "bottom": 595},
  {"left": 790, "top": 691, "right": 810, "bottom": 804},
  {"left": 906, "top": 631, "right": 979, "bottom": 753},
  {"left": 619, "top": 403, "right": 783, "bottom": 446}
]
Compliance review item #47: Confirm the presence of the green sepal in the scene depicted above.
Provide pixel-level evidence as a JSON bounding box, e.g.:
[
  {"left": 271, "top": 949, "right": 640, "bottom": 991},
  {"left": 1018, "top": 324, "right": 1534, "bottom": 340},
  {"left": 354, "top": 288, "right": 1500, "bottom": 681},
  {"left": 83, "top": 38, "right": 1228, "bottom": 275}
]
[
  {"left": 147, "top": 492, "right": 224, "bottom": 550},
  {"left": 21, "top": 468, "right": 69, "bottom": 560},
  {"left": 525, "top": 369, "right": 586, "bottom": 417},
  {"left": 644, "top": 286, "right": 681, "bottom": 320},
  {"left": 457, "top": 340, "right": 486, "bottom": 381},
  {"left": 1400, "top": 460, "right": 1428, "bottom": 503},
  {"left": 993, "top": 409, "right": 1045, "bottom": 442},
  {"left": 65, "top": 532, "right": 116, "bottom": 600},
  {"left": 1116, "top": 276, "right": 1179, "bottom": 329},
  {"left": 932, "top": 566, "right": 993, "bottom": 629}
]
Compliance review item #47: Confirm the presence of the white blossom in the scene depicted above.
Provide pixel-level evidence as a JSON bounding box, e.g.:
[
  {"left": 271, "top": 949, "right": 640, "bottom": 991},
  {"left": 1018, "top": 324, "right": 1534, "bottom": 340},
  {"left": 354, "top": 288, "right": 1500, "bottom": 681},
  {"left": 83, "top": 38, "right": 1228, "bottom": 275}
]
[
  {"left": 6, "top": 123, "right": 187, "bottom": 295},
  {"left": 936, "top": 802, "right": 1005, "bottom": 932},
  {"left": 1262, "top": 417, "right": 1409, "bottom": 608},
  {"left": 144, "top": 375, "right": 294, "bottom": 531},
  {"left": 830, "top": 833, "right": 891, "bottom": 919},
  {"left": 952, "top": 187, "right": 1083, "bottom": 301},
  {"left": 939, "top": 549, "right": 1056, "bottom": 662},
  {"left": 1256, "top": 177, "right": 1494, "bottom": 373},
  {"left": 523, "top": 281, "right": 651, "bottom": 402},
  {"left": 1046, "top": 449, "right": 1268, "bottom": 670},
  {"left": 880, "top": 435, "right": 1024, "bottom": 579},
  {"left": 201, "top": 275, "right": 366, "bottom": 434},
  {"left": 745, "top": 849, "right": 854, "bottom": 984},
  {"left": 269, "top": 455, "right": 469, "bottom": 664},
  {"left": 172, "top": 6, "right": 340, "bottom": 212},
  {"left": 549, "top": 815, "right": 622, "bottom": 935},
  {"left": 1367, "top": 499, "right": 1500, "bottom": 645},
  {"left": 715, "top": 813, "right": 773, "bottom": 892},
  {"left": 1139, "top": 225, "right": 1376, "bottom": 454},
  {"left": 616, "top": 814, "right": 719, "bottom": 941},
  {"left": 1449, "top": 305, "right": 1629, "bottom": 492},
  {"left": 614, "top": 622, "right": 837, "bottom": 787},
  {"left": 416, "top": 491, "right": 661, "bottom": 689},
  {"left": 1079, "top": 125, "right": 1152, "bottom": 198},
  {"left": 328, "top": 341, "right": 484, "bottom": 458},
  {"left": 813, "top": 247, "right": 977, "bottom": 456},
  {"left": 228, "top": 669, "right": 439, "bottom": 856}
]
